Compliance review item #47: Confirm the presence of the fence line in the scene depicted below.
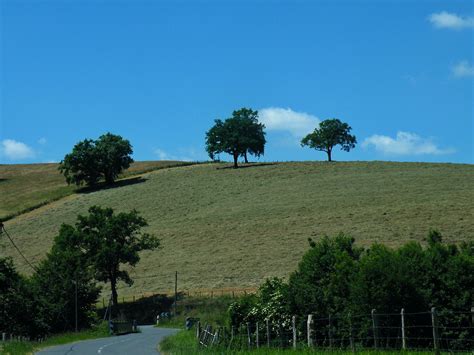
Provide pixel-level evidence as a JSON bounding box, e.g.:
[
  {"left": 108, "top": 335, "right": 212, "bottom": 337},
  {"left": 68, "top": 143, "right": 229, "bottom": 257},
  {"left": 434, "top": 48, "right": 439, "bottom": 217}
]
[
  {"left": 196, "top": 307, "right": 474, "bottom": 353},
  {"left": 96, "top": 287, "right": 258, "bottom": 307}
]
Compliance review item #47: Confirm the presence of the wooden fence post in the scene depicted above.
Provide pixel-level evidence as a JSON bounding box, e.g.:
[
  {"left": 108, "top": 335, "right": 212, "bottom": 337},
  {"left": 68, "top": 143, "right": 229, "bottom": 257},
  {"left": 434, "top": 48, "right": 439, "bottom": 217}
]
[
  {"left": 401, "top": 308, "right": 406, "bottom": 350},
  {"left": 266, "top": 319, "right": 270, "bottom": 347},
  {"left": 307, "top": 314, "right": 313, "bottom": 347},
  {"left": 328, "top": 314, "right": 333, "bottom": 348},
  {"left": 371, "top": 309, "right": 378, "bottom": 349},
  {"left": 292, "top": 315, "right": 297, "bottom": 349},
  {"left": 431, "top": 307, "right": 440, "bottom": 355},
  {"left": 196, "top": 321, "right": 201, "bottom": 339},
  {"left": 2, "top": 333, "right": 6, "bottom": 342}
]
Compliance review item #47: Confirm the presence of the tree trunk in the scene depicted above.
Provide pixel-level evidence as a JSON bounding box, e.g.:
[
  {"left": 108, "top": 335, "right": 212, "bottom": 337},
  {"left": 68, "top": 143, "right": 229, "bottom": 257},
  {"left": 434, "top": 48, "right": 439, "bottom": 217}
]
[
  {"left": 244, "top": 151, "right": 249, "bottom": 164},
  {"left": 327, "top": 149, "right": 332, "bottom": 162},
  {"left": 105, "top": 171, "right": 114, "bottom": 185},
  {"left": 111, "top": 277, "right": 118, "bottom": 316},
  {"left": 233, "top": 151, "right": 239, "bottom": 169}
]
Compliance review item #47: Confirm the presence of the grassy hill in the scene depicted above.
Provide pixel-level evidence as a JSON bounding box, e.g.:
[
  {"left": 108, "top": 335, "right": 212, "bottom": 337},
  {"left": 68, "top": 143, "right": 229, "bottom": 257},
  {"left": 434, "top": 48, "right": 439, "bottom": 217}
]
[
  {"left": 0, "top": 160, "right": 191, "bottom": 221},
  {"left": 1, "top": 161, "right": 473, "bottom": 297}
]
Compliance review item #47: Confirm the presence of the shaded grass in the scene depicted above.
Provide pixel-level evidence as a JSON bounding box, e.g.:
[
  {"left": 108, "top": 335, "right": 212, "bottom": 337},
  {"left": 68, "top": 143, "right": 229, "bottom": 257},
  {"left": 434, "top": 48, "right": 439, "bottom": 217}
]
[
  {"left": 2, "top": 161, "right": 473, "bottom": 296},
  {"left": 0, "top": 160, "right": 191, "bottom": 221},
  {"left": 157, "top": 296, "right": 234, "bottom": 329},
  {"left": 0, "top": 321, "right": 109, "bottom": 355},
  {"left": 159, "top": 329, "right": 454, "bottom": 354}
]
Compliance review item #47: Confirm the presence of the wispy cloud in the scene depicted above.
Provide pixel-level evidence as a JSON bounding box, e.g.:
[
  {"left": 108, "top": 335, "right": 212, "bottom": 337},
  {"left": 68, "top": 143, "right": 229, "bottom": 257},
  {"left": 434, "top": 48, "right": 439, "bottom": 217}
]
[
  {"left": 259, "top": 107, "right": 320, "bottom": 138},
  {"left": 154, "top": 147, "right": 203, "bottom": 162},
  {"left": 428, "top": 11, "right": 474, "bottom": 30},
  {"left": 362, "top": 132, "right": 454, "bottom": 156},
  {"left": 452, "top": 60, "right": 474, "bottom": 78},
  {"left": 38, "top": 137, "right": 47, "bottom": 145},
  {"left": 0, "top": 139, "right": 36, "bottom": 160}
]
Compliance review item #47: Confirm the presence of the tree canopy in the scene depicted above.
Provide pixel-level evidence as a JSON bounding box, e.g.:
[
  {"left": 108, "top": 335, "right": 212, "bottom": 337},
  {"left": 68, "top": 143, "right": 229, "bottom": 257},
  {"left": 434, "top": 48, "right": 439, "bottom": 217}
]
[
  {"left": 59, "top": 133, "right": 133, "bottom": 186},
  {"left": 205, "top": 108, "right": 266, "bottom": 168},
  {"left": 301, "top": 118, "right": 356, "bottom": 161}
]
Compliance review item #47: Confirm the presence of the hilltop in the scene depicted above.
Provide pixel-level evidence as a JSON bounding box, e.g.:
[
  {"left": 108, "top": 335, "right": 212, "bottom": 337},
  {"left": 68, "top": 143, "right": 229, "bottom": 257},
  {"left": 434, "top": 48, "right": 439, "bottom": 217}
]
[{"left": 1, "top": 161, "right": 473, "bottom": 297}]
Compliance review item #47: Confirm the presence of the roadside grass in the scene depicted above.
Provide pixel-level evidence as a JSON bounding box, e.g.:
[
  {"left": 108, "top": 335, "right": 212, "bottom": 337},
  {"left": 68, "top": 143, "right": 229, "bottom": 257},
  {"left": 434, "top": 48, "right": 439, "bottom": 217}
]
[
  {"left": 0, "top": 160, "right": 191, "bottom": 221},
  {"left": 156, "top": 295, "right": 233, "bottom": 329},
  {"left": 0, "top": 321, "right": 109, "bottom": 355},
  {"left": 2, "top": 161, "right": 473, "bottom": 295},
  {"left": 159, "top": 329, "right": 451, "bottom": 354}
]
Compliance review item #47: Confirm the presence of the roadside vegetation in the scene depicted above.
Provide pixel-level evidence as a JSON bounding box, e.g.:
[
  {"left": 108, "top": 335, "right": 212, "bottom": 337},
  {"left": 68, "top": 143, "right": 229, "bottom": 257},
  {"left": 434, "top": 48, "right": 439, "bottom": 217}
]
[{"left": 0, "top": 321, "right": 109, "bottom": 355}]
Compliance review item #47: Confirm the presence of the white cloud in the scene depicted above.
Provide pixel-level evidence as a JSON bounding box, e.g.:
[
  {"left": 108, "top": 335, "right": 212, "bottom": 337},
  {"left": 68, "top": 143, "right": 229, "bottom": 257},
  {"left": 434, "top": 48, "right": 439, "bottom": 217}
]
[
  {"left": 362, "top": 132, "right": 454, "bottom": 156},
  {"left": 0, "top": 139, "right": 35, "bottom": 160},
  {"left": 259, "top": 107, "right": 320, "bottom": 138},
  {"left": 452, "top": 60, "right": 474, "bottom": 78},
  {"left": 428, "top": 11, "right": 474, "bottom": 29},
  {"left": 38, "top": 137, "right": 47, "bottom": 145},
  {"left": 153, "top": 147, "right": 199, "bottom": 162}
]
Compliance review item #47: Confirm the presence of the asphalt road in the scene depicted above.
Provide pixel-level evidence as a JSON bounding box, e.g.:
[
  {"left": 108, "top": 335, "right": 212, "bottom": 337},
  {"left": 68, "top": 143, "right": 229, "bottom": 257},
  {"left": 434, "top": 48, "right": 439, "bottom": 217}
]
[{"left": 36, "top": 326, "right": 178, "bottom": 355}]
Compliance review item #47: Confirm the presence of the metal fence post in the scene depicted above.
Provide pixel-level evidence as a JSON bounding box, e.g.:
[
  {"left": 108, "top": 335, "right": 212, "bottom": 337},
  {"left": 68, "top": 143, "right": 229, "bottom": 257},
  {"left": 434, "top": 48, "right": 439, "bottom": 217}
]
[
  {"left": 256, "top": 322, "right": 259, "bottom": 348},
  {"left": 371, "top": 309, "right": 378, "bottom": 349},
  {"left": 307, "top": 314, "right": 313, "bottom": 347},
  {"left": 401, "top": 308, "right": 406, "bottom": 350},
  {"left": 431, "top": 307, "right": 440, "bottom": 355},
  {"left": 349, "top": 313, "right": 355, "bottom": 354},
  {"left": 266, "top": 319, "right": 270, "bottom": 347},
  {"left": 247, "top": 322, "right": 251, "bottom": 348},
  {"left": 328, "top": 314, "right": 333, "bottom": 348},
  {"left": 292, "top": 315, "right": 297, "bottom": 349}
]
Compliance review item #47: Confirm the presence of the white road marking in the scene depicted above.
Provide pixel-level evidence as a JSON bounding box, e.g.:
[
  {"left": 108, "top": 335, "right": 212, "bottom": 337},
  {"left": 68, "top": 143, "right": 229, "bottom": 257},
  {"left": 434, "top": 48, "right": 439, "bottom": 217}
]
[{"left": 97, "top": 338, "right": 130, "bottom": 354}]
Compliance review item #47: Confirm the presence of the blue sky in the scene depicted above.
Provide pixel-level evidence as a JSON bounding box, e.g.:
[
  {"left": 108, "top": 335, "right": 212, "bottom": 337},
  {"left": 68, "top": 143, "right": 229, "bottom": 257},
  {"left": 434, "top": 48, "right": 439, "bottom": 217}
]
[{"left": 1, "top": 0, "right": 472, "bottom": 164}]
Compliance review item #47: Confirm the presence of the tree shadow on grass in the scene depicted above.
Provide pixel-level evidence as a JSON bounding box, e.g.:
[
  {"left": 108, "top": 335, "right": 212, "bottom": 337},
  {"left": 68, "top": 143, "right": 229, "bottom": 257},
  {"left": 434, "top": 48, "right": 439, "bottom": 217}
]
[
  {"left": 216, "top": 162, "right": 278, "bottom": 170},
  {"left": 77, "top": 176, "right": 148, "bottom": 194}
]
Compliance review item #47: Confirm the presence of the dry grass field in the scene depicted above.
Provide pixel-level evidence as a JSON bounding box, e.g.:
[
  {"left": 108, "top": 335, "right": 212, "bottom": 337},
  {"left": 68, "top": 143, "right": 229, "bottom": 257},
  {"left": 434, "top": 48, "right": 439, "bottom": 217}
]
[
  {"left": 0, "top": 160, "right": 189, "bottom": 221},
  {"left": 1, "top": 161, "right": 473, "bottom": 298}
]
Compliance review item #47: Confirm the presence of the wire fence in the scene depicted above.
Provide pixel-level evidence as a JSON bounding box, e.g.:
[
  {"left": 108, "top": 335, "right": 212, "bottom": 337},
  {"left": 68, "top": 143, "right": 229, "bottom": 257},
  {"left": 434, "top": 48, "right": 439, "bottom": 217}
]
[
  {"left": 96, "top": 287, "right": 257, "bottom": 307},
  {"left": 197, "top": 308, "right": 474, "bottom": 353}
]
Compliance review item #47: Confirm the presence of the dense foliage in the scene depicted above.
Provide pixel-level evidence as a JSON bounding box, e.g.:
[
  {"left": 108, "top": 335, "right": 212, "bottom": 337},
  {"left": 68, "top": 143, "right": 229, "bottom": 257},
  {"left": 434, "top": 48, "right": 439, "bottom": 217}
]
[
  {"left": 59, "top": 132, "right": 133, "bottom": 186},
  {"left": 301, "top": 119, "right": 356, "bottom": 161},
  {"left": 32, "top": 224, "right": 101, "bottom": 333},
  {"left": 205, "top": 108, "right": 266, "bottom": 168},
  {"left": 229, "top": 231, "right": 474, "bottom": 349},
  {"left": 0, "top": 206, "right": 157, "bottom": 338}
]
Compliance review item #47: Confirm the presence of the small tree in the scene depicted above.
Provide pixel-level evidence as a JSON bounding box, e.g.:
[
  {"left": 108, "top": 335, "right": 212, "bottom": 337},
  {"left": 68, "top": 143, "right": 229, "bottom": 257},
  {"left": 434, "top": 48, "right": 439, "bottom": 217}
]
[
  {"left": 59, "top": 133, "right": 133, "bottom": 186},
  {"left": 74, "top": 206, "right": 160, "bottom": 309},
  {"left": 205, "top": 108, "right": 266, "bottom": 168},
  {"left": 301, "top": 118, "right": 356, "bottom": 161}
]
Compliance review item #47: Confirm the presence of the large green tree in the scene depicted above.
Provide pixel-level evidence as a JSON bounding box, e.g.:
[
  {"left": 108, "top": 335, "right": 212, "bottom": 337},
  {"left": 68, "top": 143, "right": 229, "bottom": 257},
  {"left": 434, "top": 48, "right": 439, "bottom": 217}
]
[
  {"left": 205, "top": 108, "right": 266, "bottom": 168},
  {"left": 59, "top": 133, "right": 133, "bottom": 186},
  {"left": 32, "top": 224, "right": 101, "bottom": 332},
  {"left": 73, "top": 206, "right": 160, "bottom": 309},
  {"left": 301, "top": 118, "right": 356, "bottom": 161}
]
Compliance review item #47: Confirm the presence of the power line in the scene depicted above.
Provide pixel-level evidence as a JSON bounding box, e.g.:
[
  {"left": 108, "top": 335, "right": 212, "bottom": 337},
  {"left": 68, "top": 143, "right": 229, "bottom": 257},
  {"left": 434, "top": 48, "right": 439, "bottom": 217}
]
[{"left": 0, "top": 222, "right": 38, "bottom": 272}]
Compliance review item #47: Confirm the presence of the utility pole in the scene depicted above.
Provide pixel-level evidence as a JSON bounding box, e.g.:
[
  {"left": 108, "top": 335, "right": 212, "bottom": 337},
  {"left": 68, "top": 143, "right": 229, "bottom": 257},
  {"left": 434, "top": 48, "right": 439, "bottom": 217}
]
[{"left": 174, "top": 271, "right": 178, "bottom": 317}]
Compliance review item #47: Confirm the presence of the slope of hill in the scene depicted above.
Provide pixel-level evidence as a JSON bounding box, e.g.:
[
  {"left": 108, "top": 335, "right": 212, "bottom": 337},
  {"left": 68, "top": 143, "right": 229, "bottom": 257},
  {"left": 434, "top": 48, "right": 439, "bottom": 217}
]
[
  {"left": 0, "top": 161, "right": 190, "bottom": 221},
  {"left": 1, "top": 161, "right": 473, "bottom": 297}
]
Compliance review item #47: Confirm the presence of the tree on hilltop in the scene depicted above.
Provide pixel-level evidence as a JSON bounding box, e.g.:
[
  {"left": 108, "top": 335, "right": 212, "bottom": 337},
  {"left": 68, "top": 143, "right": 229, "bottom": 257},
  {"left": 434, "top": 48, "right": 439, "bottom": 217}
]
[
  {"left": 205, "top": 108, "right": 266, "bottom": 168},
  {"left": 301, "top": 118, "right": 356, "bottom": 161},
  {"left": 59, "top": 133, "right": 133, "bottom": 186}
]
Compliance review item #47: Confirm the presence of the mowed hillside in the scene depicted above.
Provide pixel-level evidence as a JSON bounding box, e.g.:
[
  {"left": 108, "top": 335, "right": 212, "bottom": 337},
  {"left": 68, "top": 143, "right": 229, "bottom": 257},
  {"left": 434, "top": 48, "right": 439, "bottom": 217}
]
[{"left": 1, "top": 161, "right": 473, "bottom": 296}]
